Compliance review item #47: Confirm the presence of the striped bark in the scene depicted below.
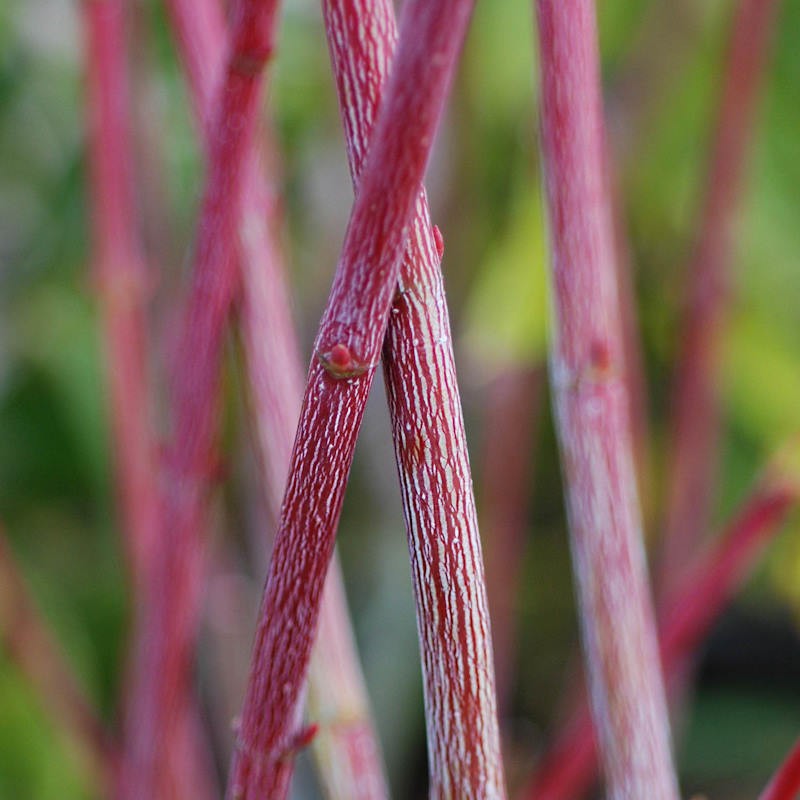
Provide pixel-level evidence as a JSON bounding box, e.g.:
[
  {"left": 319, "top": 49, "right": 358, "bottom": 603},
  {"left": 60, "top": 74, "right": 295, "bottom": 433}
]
[
  {"left": 228, "top": 1, "right": 478, "bottom": 796},
  {"left": 534, "top": 2, "right": 679, "bottom": 798},
  {"left": 163, "top": 0, "right": 389, "bottom": 795},
  {"left": 523, "top": 466, "right": 797, "bottom": 800},
  {"left": 322, "top": 0, "right": 506, "bottom": 795}
]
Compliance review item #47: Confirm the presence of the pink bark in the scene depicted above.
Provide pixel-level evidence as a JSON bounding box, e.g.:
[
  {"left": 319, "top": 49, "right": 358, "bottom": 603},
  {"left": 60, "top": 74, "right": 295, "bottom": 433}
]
[
  {"left": 164, "top": 1, "right": 388, "bottom": 795},
  {"left": 759, "top": 738, "right": 800, "bottom": 800},
  {"left": 659, "top": 0, "right": 781, "bottom": 596},
  {"left": 241, "top": 139, "right": 391, "bottom": 800},
  {"left": 162, "top": 0, "right": 226, "bottom": 123},
  {"left": 84, "top": 2, "right": 218, "bottom": 795},
  {"left": 83, "top": 0, "right": 156, "bottom": 589},
  {"left": 121, "top": 1, "right": 281, "bottom": 796},
  {"left": 522, "top": 3, "right": 783, "bottom": 796},
  {"left": 521, "top": 474, "right": 797, "bottom": 800},
  {"left": 534, "top": 2, "right": 678, "bottom": 798},
  {"left": 228, "top": 2, "right": 478, "bottom": 796},
  {"left": 322, "top": 0, "right": 506, "bottom": 794}
]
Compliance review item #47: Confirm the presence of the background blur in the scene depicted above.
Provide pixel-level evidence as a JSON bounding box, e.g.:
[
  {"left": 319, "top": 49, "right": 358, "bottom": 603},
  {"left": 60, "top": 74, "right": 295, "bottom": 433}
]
[{"left": 1, "top": 0, "right": 800, "bottom": 797}]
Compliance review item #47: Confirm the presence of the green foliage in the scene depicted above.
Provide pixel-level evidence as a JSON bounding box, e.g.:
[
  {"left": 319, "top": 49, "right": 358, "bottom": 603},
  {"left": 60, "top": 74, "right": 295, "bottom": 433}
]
[
  {"left": 462, "top": 184, "right": 548, "bottom": 372},
  {"left": 680, "top": 688, "right": 800, "bottom": 798},
  {"left": 0, "top": 663, "right": 90, "bottom": 800}
]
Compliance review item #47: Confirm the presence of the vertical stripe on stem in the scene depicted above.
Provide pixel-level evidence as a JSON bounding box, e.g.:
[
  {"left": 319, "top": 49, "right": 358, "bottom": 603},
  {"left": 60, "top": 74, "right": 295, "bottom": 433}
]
[
  {"left": 165, "top": 0, "right": 389, "bottom": 793},
  {"left": 522, "top": 463, "right": 797, "bottom": 800},
  {"left": 534, "top": 1, "right": 679, "bottom": 798},
  {"left": 228, "top": 1, "right": 478, "bottom": 796},
  {"left": 324, "top": 0, "right": 506, "bottom": 793}
]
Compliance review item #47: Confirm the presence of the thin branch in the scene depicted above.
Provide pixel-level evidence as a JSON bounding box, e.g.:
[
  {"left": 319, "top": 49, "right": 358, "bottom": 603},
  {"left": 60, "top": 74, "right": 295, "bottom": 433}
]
[
  {"left": 83, "top": 1, "right": 217, "bottom": 794},
  {"left": 521, "top": 461, "right": 798, "bottom": 800},
  {"left": 534, "top": 2, "right": 678, "bottom": 798},
  {"left": 228, "top": 2, "right": 479, "bottom": 796},
  {"left": 658, "top": 0, "right": 781, "bottom": 597},
  {"left": 658, "top": 472, "right": 796, "bottom": 665},
  {"left": 163, "top": 0, "right": 389, "bottom": 795},
  {"left": 759, "top": 738, "right": 800, "bottom": 800},
  {"left": 0, "top": 529, "right": 114, "bottom": 793},
  {"left": 83, "top": 0, "right": 156, "bottom": 589},
  {"left": 121, "top": 0, "right": 282, "bottom": 796},
  {"left": 241, "top": 183, "right": 391, "bottom": 798},
  {"left": 322, "top": 0, "right": 506, "bottom": 793}
]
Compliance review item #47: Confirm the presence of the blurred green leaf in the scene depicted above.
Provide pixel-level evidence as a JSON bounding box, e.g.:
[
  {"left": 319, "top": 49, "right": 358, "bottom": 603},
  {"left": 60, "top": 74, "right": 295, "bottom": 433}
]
[
  {"left": 0, "top": 661, "right": 91, "bottom": 800},
  {"left": 462, "top": 184, "right": 548, "bottom": 371}
]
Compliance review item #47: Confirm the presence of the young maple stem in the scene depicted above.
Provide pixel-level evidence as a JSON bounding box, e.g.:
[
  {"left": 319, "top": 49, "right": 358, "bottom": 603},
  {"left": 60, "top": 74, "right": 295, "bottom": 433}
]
[
  {"left": 241, "top": 181, "right": 391, "bottom": 800},
  {"left": 246, "top": 198, "right": 392, "bottom": 796},
  {"left": 163, "top": 0, "right": 389, "bottom": 796},
  {"left": 322, "top": 0, "right": 506, "bottom": 794},
  {"left": 522, "top": 463, "right": 798, "bottom": 800},
  {"left": 228, "top": 2, "right": 479, "bottom": 796},
  {"left": 120, "top": 1, "right": 282, "bottom": 796},
  {"left": 534, "top": 2, "right": 679, "bottom": 798},
  {"left": 759, "top": 738, "right": 800, "bottom": 800},
  {"left": 658, "top": 0, "right": 781, "bottom": 597},
  {"left": 0, "top": 529, "right": 115, "bottom": 793}
]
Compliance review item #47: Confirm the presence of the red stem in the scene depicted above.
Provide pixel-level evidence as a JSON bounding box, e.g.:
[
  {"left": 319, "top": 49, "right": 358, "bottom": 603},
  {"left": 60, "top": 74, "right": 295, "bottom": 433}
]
[
  {"left": 522, "top": 4, "right": 784, "bottom": 796},
  {"left": 241, "top": 171, "right": 391, "bottom": 800},
  {"left": 83, "top": 0, "right": 156, "bottom": 589},
  {"left": 534, "top": 2, "right": 678, "bottom": 798},
  {"left": 121, "top": 1, "right": 282, "bottom": 796},
  {"left": 83, "top": 2, "right": 218, "bottom": 795},
  {"left": 228, "top": 2, "right": 478, "bottom": 796},
  {"left": 658, "top": 480, "right": 795, "bottom": 664},
  {"left": 163, "top": 0, "right": 389, "bottom": 795},
  {"left": 162, "top": 0, "right": 226, "bottom": 123},
  {"left": 658, "top": 0, "right": 781, "bottom": 597},
  {"left": 322, "top": 0, "right": 506, "bottom": 792},
  {"left": 759, "top": 738, "right": 800, "bottom": 800},
  {"left": 521, "top": 473, "right": 797, "bottom": 800}
]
